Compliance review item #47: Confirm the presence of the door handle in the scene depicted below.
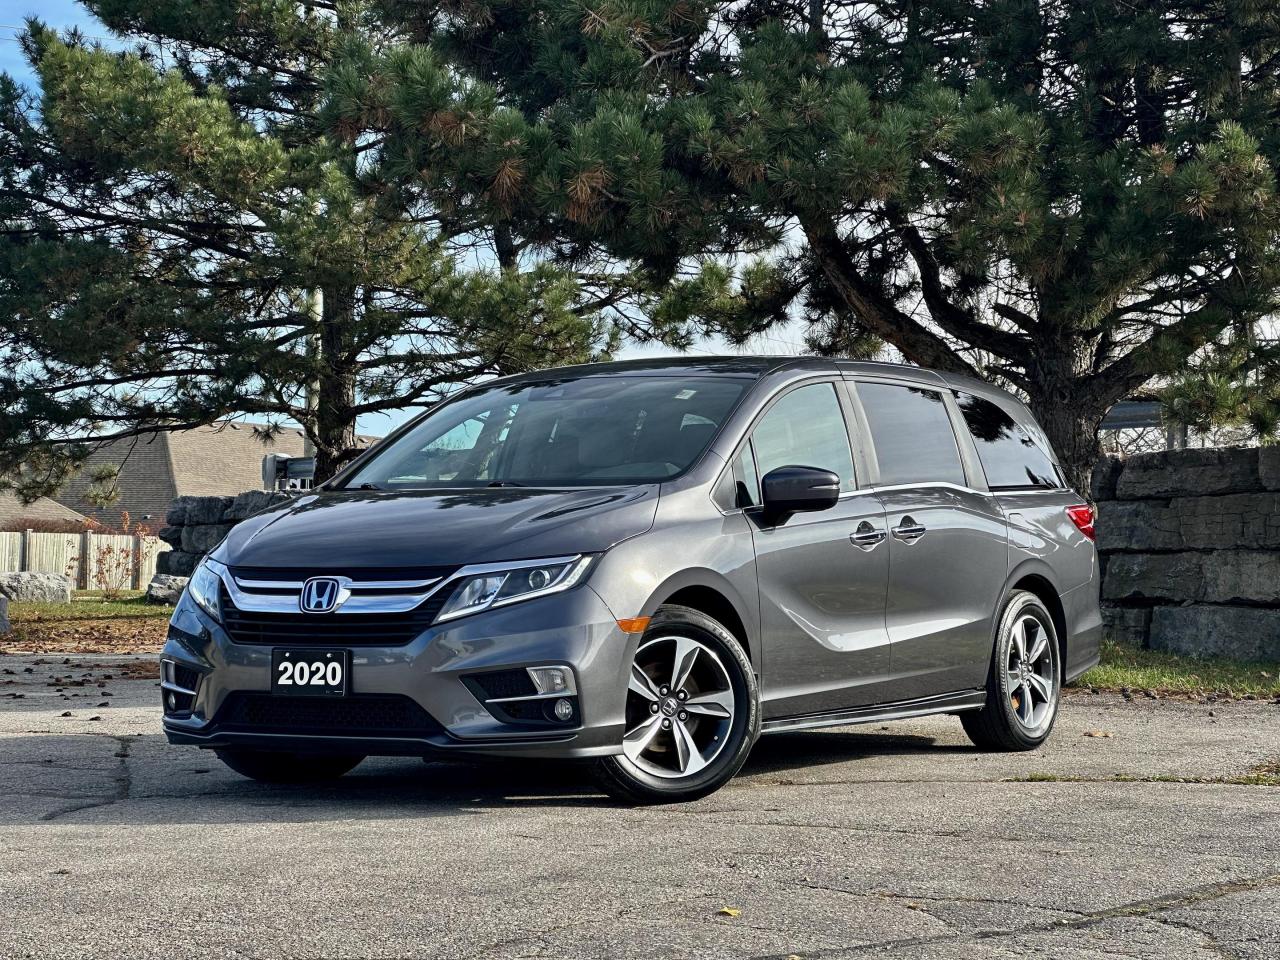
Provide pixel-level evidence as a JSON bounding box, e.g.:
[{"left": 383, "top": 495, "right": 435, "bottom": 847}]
[
  {"left": 892, "top": 516, "right": 927, "bottom": 542},
  {"left": 850, "top": 521, "right": 887, "bottom": 549}
]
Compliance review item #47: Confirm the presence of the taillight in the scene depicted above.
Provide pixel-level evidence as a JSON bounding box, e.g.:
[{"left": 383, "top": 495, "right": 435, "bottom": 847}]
[{"left": 1066, "top": 504, "right": 1095, "bottom": 541}]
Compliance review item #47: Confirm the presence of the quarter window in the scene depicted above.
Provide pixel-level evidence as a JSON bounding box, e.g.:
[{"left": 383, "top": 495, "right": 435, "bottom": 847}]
[
  {"left": 750, "top": 383, "right": 856, "bottom": 492},
  {"left": 857, "top": 382, "right": 966, "bottom": 487},
  {"left": 955, "top": 392, "right": 1060, "bottom": 489}
]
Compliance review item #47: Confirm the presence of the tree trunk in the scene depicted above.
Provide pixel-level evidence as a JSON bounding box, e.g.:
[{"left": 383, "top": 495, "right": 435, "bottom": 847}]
[
  {"left": 310, "top": 286, "right": 359, "bottom": 483},
  {"left": 1026, "top": 388, "right": 1105, "bottom": 498}
]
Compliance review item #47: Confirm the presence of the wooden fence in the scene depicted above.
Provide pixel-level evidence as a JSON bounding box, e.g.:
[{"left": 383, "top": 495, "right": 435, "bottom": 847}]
[{"left": 0, "top": 530, "right": 162, "bottom": 591}]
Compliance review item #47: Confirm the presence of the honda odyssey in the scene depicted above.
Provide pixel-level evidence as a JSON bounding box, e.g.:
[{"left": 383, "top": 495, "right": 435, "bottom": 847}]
[{"left": 161, "top": 357, "right": 1101, "bottom": 802}]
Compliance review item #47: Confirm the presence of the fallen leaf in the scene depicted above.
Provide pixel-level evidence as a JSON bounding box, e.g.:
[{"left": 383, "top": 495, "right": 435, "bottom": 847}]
[
  {"left": 1083, "top": 730, "right": 1113, "bottom": 738},
  {"left": 716, "top": 907, "right": 741, "bottom": 918}
]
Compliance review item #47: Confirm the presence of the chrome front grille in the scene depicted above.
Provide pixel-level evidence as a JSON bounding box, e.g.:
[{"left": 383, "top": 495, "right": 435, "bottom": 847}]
[
  {"left": 219, "top": 565, "right": 458, "bottom": 647},
  {"left": 223, "top": 565, "right": 456, "bottom": 614}
]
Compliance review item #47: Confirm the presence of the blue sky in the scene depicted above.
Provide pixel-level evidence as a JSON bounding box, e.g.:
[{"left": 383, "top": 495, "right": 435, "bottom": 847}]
[
  {"left": 1, "top": 1, "right": 108, "bottom": 90},
  {"left": 1, "top": 2, "right": 805, "bottom": 436}
]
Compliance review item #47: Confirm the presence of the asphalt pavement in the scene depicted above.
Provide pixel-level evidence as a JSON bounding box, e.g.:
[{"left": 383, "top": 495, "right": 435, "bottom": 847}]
[{"left": 1, "top": 652, "right": 1277, "bottom": 959}]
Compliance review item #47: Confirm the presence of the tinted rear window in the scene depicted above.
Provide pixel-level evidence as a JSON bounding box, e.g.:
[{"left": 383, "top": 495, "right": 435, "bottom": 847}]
[
  {"left": 857, "top": 382, "right": 966, "bottom": 486},
  {"left": 955, "top": 392, "right": 1060, "bottom": 489}
]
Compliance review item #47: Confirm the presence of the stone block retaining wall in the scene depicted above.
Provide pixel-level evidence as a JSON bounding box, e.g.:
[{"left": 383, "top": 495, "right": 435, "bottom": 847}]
[
  {"left": 156, "top": 491, "right": 291, "bottom": 576},
  {"left": 1094, "top": 447, "right": 1280, "bottom": 662}
]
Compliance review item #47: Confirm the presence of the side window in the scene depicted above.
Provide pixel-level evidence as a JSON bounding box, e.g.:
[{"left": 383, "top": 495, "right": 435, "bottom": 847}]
[
  {"left": 712, "top": 443, "right": 760, "bottom": 510},
  {"left": 857, "top": 382, "right": 966, "bottom": 487},
  {"left": 731, "top": 442, "right": 760, "bottom": 507},
  {"left": 750, "top": 383, "right": 856, "bottom": 492},
  {"left": 955, "top": 392, "right": 1060, "bottom": 489}
]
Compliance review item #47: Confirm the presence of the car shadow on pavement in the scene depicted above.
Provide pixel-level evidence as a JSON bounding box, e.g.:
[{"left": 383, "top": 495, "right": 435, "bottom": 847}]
[{"left": 4, "top": 727, "right": 969, "bottom": 824}]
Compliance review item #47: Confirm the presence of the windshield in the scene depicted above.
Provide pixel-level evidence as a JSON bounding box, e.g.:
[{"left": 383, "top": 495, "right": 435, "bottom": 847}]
[{"left": 343, "top": 376, "right": 750, "bottom": 489}]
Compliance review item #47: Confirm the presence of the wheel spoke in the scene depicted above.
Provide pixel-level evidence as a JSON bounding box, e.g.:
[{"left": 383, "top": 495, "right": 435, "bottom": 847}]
[
  {"left": 1013, "top": 623, "right": 1028, "bottom": 663},
  {"left": 672, "top": 720, "right": 707, "bottom": 776},
  {"left": 1027, "top": 630, "right": 1049, "bottom": 666},
  {"left": 628, "top": 664, "right": 660, "bottom": 702},
  {"left": 1026, "top": 672, "right": 1052, "bottom": 702},
  {"left": 684, "top": 687, "right": 733, "bottom": 719},
  {"left": 1019, "top": 682, "right": 1035, "bottom": 722},
  {"left": 1006, "top": 669, "right": 1022, "bottom": 693},
  {"left": 671, "top": 637, "right": 701, "bottom": 693},
  {"left": 623, "top": 714, "right": 662, "bottom": 755}
]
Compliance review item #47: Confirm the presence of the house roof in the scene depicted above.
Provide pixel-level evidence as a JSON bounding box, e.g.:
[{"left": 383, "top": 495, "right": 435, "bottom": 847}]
[
  {"left": 52, "top": 421, "right": 380, "bottom": 528},
  {"left": 0, "top": 491, "right": 90, "bottom": 529}
]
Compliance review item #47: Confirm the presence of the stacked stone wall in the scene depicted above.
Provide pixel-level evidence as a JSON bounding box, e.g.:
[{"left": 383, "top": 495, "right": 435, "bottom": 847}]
[
  {"left": 155, "top": 491, "right": 290, "bottom": 576},
  {"left": 1094, "top": 447, "right": 1280, "bottom": 661}
]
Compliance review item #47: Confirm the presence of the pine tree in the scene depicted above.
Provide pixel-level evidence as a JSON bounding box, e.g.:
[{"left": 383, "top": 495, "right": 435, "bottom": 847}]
[
  {"left": 372, "top": 0, "right": 1280, "bottom": 489},
  {"left": 0, "top": 3, "right": 692, "bottom": 490}
]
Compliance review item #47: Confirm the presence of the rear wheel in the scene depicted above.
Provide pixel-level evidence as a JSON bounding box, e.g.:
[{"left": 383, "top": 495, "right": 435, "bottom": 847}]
[
  {"left": 216, "top": 749, "right": 364, "bottom": 783},
  {"left": 594, "top": 605, "right": 758, "bottom": 804},
  {"left": 961, "top": 590, "right": 1061, "bottom": 751}
]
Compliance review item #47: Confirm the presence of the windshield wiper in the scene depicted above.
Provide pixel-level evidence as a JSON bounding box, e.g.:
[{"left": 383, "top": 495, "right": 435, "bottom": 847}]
[
  {"left": 356, "top": 482, "right": 383, "bottom": 491},
  {"left": 486, "top": 480, "right": 527, "bottom": 488}
]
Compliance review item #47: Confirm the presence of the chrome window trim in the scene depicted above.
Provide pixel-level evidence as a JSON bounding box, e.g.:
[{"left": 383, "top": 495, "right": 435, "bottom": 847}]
[{"left": 868, "top": 480, "right": 995, "bottom": 497}]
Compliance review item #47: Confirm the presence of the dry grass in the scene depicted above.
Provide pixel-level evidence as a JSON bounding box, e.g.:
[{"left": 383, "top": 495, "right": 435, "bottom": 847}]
[{"left": 2, "top": 592, "right": 170, "bottom": 654}]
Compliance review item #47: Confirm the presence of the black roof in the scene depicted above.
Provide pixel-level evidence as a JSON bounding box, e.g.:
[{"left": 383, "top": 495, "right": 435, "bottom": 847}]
[{"left": 497, "top": 355, "right": 818, "bottom": 384}]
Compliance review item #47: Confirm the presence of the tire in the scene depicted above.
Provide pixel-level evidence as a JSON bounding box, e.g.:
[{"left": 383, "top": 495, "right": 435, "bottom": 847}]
[
  {"left": 593, "top": 604, "right": 759, "bottom": 804},
  {"left": 216, "top": 749, "right": 365, "bottom": 783},
  {"left": 961, "top": 590, "right": 1062, "bottom": 751}
]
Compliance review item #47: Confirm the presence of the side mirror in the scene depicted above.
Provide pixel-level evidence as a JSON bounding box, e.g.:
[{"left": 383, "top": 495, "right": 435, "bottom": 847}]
[{"left": 759, "top": 465, "right": 841, "bottom": 525}]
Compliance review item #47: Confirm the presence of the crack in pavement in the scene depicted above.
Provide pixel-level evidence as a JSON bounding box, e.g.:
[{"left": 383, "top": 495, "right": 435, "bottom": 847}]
[
  {"left": 746, "top": 873, "right": 1280, "bottom": 959},
  {"left": 720, "top": 817, "right": 1274, "bottom": 864},
  {"left": 787, "top": 880, "right": 1091, "bottom": 919},
  {"left": 38, "top": 734, "right": 133, "bottom": 823}
]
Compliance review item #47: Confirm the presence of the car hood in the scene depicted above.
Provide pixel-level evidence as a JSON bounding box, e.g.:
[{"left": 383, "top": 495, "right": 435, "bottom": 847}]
[{"left": 215, "top": 486, "right": 660, "bottom": 569}]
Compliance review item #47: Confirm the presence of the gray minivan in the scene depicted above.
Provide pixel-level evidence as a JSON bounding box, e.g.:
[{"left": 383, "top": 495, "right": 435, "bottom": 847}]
[{"left": 161, "top": 357, "right": 1101, "bottom": 802}]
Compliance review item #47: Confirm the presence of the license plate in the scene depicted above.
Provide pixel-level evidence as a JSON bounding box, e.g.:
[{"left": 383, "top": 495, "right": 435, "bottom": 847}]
[{"left": 271, "top": 649, "right": 349, "bottom": 697}]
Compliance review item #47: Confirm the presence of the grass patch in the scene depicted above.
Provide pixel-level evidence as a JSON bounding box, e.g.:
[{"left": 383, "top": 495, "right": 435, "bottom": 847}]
[
  {"left": 11, "top": 591, "right": 171, "bottom": 622},
  {"left": 2, "top": 591, "right": 170, "bottom": 654},
  {"left": 1078, "top": 641, "right": 1279, "bottom": 700}
]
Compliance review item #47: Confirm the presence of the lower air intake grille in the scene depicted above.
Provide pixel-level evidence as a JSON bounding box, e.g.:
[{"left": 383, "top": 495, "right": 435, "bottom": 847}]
[
  {"left": 173, "top": 664, "right": 201, "bottom": 692},
  {"left": 464, "top": 669, "right": 537, "bottom": 701},
  {"left": 215, "top": 693, "right": 442, "bottom": 738}
]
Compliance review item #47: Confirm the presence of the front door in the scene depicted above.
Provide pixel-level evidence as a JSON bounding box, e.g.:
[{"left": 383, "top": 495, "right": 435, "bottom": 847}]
[
  {"left": 852, "top": 379, "right": 1009, "bottom": 700},
  {"left": 740, "top": 380, "right": 893, "bottom": 718}
]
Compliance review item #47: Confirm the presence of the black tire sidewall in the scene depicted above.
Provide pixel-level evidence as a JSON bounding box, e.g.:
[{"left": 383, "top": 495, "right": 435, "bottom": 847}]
[
  {"left": 602, "top": 605, "right": 758, "bottom": 802},
  {"left": 990, "top": 592, "right": 1060, "bottom": 747}
]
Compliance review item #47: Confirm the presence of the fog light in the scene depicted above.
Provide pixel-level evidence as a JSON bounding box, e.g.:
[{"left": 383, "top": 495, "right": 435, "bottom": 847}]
[
  {"left": 527, "top": 666, "right": 576, "bottom": 696},
  {"left": 167, "top": 693, "right": 176, "bottom": 710},
  {"left": 553, "top": 698, "right": 574, "bottom": 722}
]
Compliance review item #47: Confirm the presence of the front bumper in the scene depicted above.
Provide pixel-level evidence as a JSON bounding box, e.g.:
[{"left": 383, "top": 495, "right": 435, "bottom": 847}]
[{"left": 160, "top": 584, "right": 633, "bottom": 760}]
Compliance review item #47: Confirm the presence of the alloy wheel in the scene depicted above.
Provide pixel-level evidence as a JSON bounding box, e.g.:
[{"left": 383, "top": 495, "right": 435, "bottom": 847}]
[
  {"left": 622, "top": 635, "right": 736, "bottom": 779},
  {"left": 1006, "top": 613, "right": 1058, "bottom": 730}
]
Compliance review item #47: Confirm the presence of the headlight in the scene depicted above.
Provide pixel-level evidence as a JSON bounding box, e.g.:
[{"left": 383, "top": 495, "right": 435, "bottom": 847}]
[
  {"left": 436, "top": 555, "right": 593, "bottom": 623},
  {"left": 186, "top": 556, "right": 225, "bottom": 622}
]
